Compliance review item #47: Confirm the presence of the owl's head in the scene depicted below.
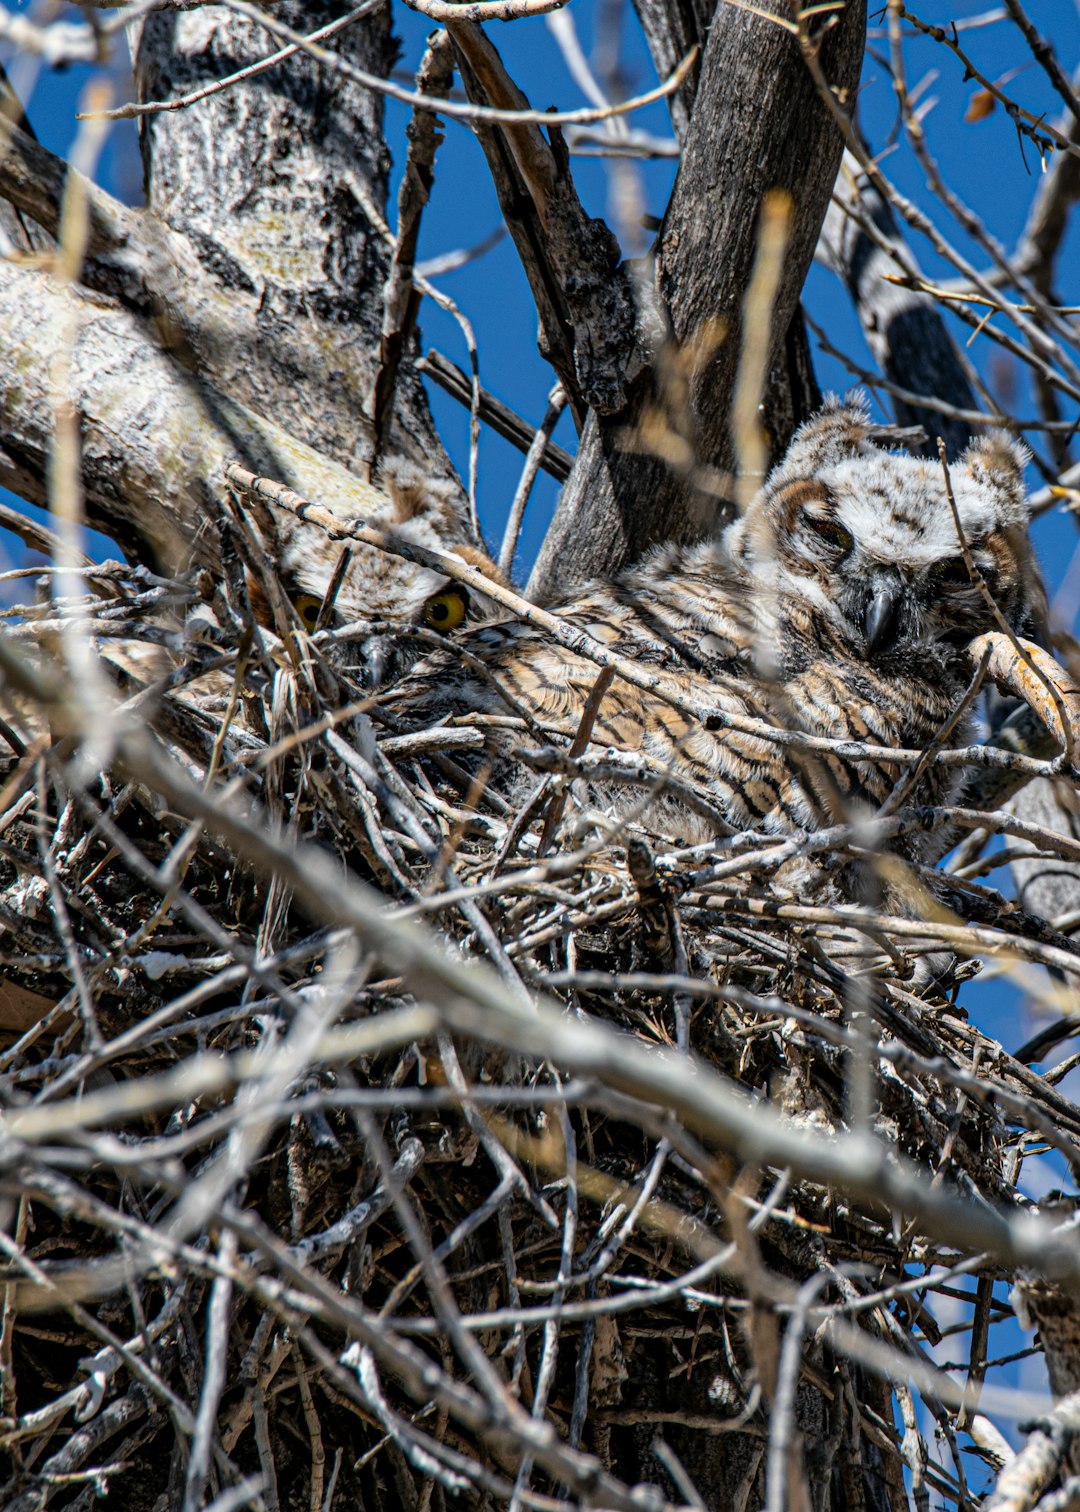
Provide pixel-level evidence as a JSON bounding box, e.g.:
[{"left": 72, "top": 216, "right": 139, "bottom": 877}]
[
  {"left": 244, "top": 460, "right": 503, "bottom": 685},
  {"left": 728, "top": 396, "right": 1045, "bottom": 668}
]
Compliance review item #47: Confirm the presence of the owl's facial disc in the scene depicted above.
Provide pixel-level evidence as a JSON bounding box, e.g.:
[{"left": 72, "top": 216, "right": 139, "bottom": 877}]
[
  {"left": 846, "top": 546, "right": 1000, "bottom": 661},
  {"left": 740, "top": 402, "right": 1040, "bottom": 668},
  {"left": 780, "top": 492, "right": 1003, "bottom": 660}
]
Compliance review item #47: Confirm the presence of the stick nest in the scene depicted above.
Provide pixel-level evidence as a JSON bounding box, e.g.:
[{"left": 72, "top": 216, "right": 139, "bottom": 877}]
[{"left": 1, "top": 553, "right": 1079, "bottom": 1512}]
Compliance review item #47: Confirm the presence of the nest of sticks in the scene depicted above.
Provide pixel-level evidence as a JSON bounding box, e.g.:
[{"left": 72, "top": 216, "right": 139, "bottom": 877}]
[{"left": 2, "top": 499, "right": 1080, "bottom": 1512}]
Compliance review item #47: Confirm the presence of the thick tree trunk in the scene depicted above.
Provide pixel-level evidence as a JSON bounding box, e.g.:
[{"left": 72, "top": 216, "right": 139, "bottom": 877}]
[
  {"left": 130, "top": 2, "right": 456, "bottom": 484},
  {"left": 528, "top": 1, "right": 867, "bottom": 601},
  {"left": 0, "top": 256, "right": 396, "bottom": 570},
  {"left": 0, "top": 5, "right": 464, "bottom": 573}
]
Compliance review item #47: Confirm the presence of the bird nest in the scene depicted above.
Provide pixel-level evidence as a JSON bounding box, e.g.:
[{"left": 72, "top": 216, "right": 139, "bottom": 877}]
[{"left": 2, "top": 523, "right": 1080, "bottom": 1512}]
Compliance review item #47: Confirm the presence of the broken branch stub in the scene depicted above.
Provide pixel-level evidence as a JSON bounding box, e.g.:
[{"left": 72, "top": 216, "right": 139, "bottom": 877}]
[{"left": 970, "top": 631, "right": 1080, "bottom": 760}]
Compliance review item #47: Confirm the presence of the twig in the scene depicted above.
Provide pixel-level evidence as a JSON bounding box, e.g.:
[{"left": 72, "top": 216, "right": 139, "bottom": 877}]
[
  {"left": 732, "top": 190, "right": 792, "bottom": 508},
  {"left": 370, "top": 33, "right": 455, "bottom": 470},
  {"left": 900, "top": 8, "right": 1064, "bottom": 165},
  {"left": 402, "top": 0, "right": 567, "bottom": 20},
  {"left": 537, "top": 666, "right": 615, "bottom": 855},
  {"left": 984, "top": 1386, "right": 1080, "bottom": 1512},
  {"left": 419, "top": 350, "right": 573, "bottom": 482},
  {"left": 0, "top": 0, "right": 163, "bottom": 67},
  {"left": 83, "top": 1, "right": 385, "bottom": 122},
  {"left": 765, "top": 1272, "right": 832, "bottom": 1512},
  {"left": 84, "top": 1, "right": 698, "bottom": 134},
  {"left": 498, "top": 383, "right": 569, "bottom": 577},
  {"left": 183, "top": 1232, "right": 237, "bottom": 1512}
]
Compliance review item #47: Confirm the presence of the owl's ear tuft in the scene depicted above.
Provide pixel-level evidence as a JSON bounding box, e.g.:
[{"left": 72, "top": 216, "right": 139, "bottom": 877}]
[
  {"left": 961, "top": 431, "right": 1030, "bottom": 483},
  {"left": 769, "top": 393, "right": 875, "bottom": 482},
  {"left": 960, "top": 431, "right": 1044, "bottom": 640},
  {"left": 960, "top": 432, "right": 1030, "bottom": 521},
  {"left": 380, "top": 458, "right": 465, "bottom": 534}
]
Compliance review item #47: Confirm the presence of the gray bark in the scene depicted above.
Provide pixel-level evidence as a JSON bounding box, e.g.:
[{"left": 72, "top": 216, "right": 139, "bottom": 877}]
[
  {"left": 629, "top": 0, "right": 712, "bottom": 145},
  {"left": 129, "top": 1, "right": 456, "bottom": 485},
  {"left": 0, "top": 257, "right": 397, "bottom": 570},
  {"left": 628, "top": 0, "right": 823, "bottom": 534},
  {"left": 0, "top": 4, "right": 467, "bottom": 576}
]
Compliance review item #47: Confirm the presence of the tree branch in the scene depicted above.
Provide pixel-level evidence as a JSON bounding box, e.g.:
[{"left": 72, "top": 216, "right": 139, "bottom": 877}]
[
  {"left": 128, "top": 0, "right": 458, "bottom": 483},
  {"left": 446, "top": 20, "right": 648, "bottom": 428},
  {"left": 818, "top": 150, "right": 979, "bottom": 460},
  {"left": 0, "top": 260, "right": 393, "bottom": 570},
  {"left": 528, "top": 0, "right": 866, "bottom": 600}
]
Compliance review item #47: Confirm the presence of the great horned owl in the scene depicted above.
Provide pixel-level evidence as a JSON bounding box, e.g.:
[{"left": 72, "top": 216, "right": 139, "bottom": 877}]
[
  {"left": 396, "top": 399, "right": 1044, "bottom": 863},
  {"left": 90, "top": 461, "right": 502, "bottom": 717},
  {"left": 239, "top": 459, "right": 502, "bottom": 686}
]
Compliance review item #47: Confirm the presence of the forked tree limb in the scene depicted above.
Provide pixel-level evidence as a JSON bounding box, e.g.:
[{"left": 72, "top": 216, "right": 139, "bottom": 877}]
[
  {"left": 446, "top": 19, "right": 645, "bottom": 429},
  {"left": 528, "top": 0, "right": 867, "bottom": 601},
  {"left": 628, "top": 0, "right": 823, "bottom": 494},
  {"left": 0, "top": 4, "right": 471, "bottom": 575},
  {"left": 0, "top": 259, "right": 389, "bottom": 570}
]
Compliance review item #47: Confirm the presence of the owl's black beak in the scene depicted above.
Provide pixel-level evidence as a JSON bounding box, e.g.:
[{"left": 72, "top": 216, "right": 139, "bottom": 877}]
[{"left": 862, "top": 573, "right": 906, "bottom": 655}]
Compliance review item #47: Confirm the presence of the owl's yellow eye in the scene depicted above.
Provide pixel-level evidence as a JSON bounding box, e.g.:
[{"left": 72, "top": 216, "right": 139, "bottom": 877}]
[
  {"left": 422, "top": 586, "right": 469, "bottom": 631},
  {"left": 293, "top": 593, "right": 325, "bottom": 632}
]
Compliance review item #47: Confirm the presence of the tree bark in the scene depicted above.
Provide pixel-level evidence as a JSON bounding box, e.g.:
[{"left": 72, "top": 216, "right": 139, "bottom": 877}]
[
  {"left": 528, "top": 1, "right": 867, "bottom": 602},
  {"left": 0, "top": 5, "right": 470, "bottom": 574},
  {"left": 0, "top": 258, "right": 395, "bottom": 570},
  {"left": 129, "top": 2, "right": 456, "bottom": 485}
]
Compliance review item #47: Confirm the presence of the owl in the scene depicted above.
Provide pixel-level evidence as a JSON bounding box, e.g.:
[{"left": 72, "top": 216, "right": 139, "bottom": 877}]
[
  {"left": 395, "top": 399, "right": 1044, "bottom": 871},
  {"left": 238, "top": 459, "right": 503, "bottom": 687},
  {"left": 91, "top": 460, "right": 503, "bottom": 711}
]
